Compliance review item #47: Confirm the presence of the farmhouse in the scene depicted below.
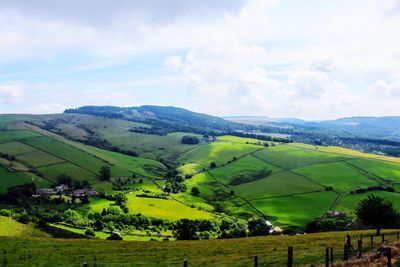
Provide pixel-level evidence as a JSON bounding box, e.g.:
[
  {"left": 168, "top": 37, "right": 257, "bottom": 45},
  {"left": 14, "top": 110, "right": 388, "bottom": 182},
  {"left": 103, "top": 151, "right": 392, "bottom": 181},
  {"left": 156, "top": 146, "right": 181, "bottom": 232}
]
[
  {"left": 72, "top": 188, "right": 99, "bottom": 198},
  {"left": 34, "top": 188, "right": 56, "bottom": 196}
]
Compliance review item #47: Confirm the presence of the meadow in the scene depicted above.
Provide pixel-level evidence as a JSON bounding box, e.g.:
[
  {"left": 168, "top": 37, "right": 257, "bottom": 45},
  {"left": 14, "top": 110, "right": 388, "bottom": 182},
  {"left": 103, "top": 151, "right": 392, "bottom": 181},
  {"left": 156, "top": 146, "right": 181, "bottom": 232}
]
[{"left": 0, "top": 229, "right": 398, "bottom": 266}]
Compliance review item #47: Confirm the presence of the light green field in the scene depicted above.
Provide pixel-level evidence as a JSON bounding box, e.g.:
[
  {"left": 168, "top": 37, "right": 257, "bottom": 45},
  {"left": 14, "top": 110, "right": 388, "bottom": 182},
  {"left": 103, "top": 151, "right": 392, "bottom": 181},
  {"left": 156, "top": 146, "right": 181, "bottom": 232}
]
[
  {"left": 251, "top": 191, "right": 339, "bottom": 227},
  {"left": 0, "top": 165, "right": 50, "bottom": 193},
  {"left": 177, "top": 163, "right": 204, "bottom": 176},
  {"left": 346, "top": 158, "right": 400, "bottom": 182},
  {"left": 293, "top": 162, "right": 379, "bottom": 193},
  {"left": 0, "top": 216, "right": 49, "bottom": 237},
  {"left": 127, "top": 194, "right": 215, "bottom": 220},
  {"left": 209, "top": 155, "right": 281, "bottom": 185},
  {"left": 185, "top": 172, "right": 221, "bottom": 199},
  {"left": 179, "top": 141, "right": 261, "bottom": 167},
  {"left": 252, "top": 144, "right": 352, "bottom": 169},
  {"left": 233, "top": 171, "right": 323, "bottom": 199}
]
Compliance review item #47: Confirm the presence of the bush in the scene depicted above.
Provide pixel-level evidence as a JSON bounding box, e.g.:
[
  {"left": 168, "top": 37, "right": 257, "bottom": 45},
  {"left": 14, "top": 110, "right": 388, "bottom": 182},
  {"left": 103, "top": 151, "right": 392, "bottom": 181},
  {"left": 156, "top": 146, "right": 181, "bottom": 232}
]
[
  {"left": 181, "top": 135, "right": 200, "bottom": 145},
  {"left": 85, "top": 229, "right": 96, "bottom": 238},
  {"left": 191, "top": 187, "right": 200, "bottom": 196},
  {"left": 107, "top": 233, "right": 123, "bottom": 240},
  {"left": 0, "top": 209, "right": 13, "bottom": 217}
]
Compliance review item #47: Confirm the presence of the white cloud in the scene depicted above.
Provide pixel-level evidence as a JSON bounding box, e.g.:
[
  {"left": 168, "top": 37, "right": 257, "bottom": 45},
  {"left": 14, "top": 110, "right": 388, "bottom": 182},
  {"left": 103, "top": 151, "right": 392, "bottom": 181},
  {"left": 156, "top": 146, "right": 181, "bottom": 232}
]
[{"left": 0, "top": 84, "right": 24, "bottom": 104}]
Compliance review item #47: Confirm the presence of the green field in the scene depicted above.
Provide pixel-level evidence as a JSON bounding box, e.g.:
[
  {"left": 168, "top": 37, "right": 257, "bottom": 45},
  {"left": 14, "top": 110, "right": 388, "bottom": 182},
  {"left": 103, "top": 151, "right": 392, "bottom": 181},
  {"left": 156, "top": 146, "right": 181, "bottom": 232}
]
[
  {"left": 293, "top": 162, "right": 379, "bottom": 193},
  {"left": 252, "top": 144, "right": 352, "bottom": 169},
  {"left": 0, "top": 216, "right": 49, "bottom": 237},
  {"left": 233, "top": 171, "right": 324, "bottom": 199},
  {"left": 209, "top": 155, "right": 281, "bottom": 185},
  {"left": 0, "top": 165, "right": 50, "bottom": 193},
  {"left": 251, "top": 191, "right": 339, "bottom": 226},
  {"left": 346, "top": 158, "right": 400, "bottom": 182},
  {"left": 336, "top": 191, "right": 400, "bottom": 215},
  {"left": 127, "top": 194, "right": 215, "bottom": 220},
  {"left": 178, "top": 141, "right": 261, "bottom": 167}
]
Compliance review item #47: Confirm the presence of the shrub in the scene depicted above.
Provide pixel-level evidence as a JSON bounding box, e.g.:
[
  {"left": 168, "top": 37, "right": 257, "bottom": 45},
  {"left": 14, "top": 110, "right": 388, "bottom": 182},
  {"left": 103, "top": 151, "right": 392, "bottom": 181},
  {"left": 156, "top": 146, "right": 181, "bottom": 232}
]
[
  {"left": 107, "top": 233, "right": 123, "bottom": 240},
  {"left": 85, "top": 229, "right": 96, "bottom": 238}
]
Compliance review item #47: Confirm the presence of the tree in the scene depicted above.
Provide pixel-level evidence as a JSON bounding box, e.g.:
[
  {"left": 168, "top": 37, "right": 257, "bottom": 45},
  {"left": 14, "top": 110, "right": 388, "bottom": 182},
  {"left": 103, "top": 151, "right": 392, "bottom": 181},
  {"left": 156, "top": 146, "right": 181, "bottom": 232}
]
[
  {"left": 57, "top": 174, "right": 72, "bottom": 186},
  {"left": 191, "top": 187, "right": 200, "bottom": 196},
  {"left": 114, "top": 192, "right": 127, "bottom": 206},
  {"left": 174, "top": 219, "right": 198, "bottom": 240},
  {"left": 355, "top": 195, "right": 399, "bottom": 235},
  {"left": 99, "top": 166, "right": 111, "bottom": 181},
  {"left": 181, "top": 135, "right": 200, "bottom": 145},
  {"left": 248, "top": 218, "right": 271, "bottom": 236},
  {"left": 209, "top": 162, "right": 217, "bottom": 168},
  {"left": 63, "top": 209, "right": 81, "bottom": 224}
]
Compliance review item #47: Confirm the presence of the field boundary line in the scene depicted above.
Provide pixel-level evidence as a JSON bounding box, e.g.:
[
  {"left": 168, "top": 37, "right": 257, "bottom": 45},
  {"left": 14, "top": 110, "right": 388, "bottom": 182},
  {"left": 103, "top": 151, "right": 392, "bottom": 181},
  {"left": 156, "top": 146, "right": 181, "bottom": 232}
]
[{"left": 246, "top": 189, "right": 328, "bottom": 201}]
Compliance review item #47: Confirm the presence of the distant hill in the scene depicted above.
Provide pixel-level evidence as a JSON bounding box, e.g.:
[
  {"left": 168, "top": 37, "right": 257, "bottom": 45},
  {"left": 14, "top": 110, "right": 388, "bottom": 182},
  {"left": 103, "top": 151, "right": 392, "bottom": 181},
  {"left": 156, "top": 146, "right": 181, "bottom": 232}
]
[{"left": 65, "top": 105, "right": 246, "bottom": 134}]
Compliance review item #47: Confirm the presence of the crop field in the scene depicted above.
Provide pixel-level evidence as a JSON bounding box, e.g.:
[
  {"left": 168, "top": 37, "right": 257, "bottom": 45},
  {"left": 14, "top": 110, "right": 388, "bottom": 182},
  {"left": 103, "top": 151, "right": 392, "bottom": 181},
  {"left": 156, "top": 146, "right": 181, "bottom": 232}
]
[
  {"left": 126, "top": 194, "right": 215, "bottom": 220},
  {"left": 0, "top": 229, "right": 396, "bottom": 266}
]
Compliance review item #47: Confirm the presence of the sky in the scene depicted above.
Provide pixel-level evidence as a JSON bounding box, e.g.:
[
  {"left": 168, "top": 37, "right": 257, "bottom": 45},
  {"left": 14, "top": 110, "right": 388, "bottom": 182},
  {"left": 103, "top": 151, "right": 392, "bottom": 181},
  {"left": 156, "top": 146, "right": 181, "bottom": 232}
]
[{"left": 0, "top": 0, "right": 400, "bottom": 119}]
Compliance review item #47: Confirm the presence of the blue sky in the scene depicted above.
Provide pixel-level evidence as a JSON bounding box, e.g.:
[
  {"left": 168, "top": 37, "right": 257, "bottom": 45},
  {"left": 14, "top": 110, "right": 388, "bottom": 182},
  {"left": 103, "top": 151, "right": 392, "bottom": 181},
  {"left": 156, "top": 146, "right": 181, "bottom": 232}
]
[{"left": 0, "top": 0, "right": 400, "bottom": 119}]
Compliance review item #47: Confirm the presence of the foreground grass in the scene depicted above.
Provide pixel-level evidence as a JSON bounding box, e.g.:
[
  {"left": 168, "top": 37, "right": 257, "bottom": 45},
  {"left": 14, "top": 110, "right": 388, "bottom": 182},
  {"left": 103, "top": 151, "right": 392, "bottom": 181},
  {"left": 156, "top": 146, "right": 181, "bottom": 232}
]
[{"left": 0, "top": 229, "right": 398, "bottom": 266}]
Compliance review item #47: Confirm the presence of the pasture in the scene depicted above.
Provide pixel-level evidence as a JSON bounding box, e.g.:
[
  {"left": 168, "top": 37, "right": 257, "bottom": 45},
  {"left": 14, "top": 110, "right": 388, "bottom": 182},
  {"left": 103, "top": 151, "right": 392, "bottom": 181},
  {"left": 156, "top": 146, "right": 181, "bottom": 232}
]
[
  {"left": 0, "top": 229, "right": 396, "bottom": 266},
  {"left": 0, "top": 216, "right": 49, "bottom": 238},
  {"left": 126, "top": 194, "right": 215, "bottom": 221}
]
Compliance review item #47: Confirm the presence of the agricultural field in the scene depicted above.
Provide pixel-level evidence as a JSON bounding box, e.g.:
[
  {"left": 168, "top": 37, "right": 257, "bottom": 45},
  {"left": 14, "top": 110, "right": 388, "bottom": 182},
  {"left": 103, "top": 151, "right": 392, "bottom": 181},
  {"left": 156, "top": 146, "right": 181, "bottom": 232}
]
[{"left": 0, "top": 165, "right": 50, "bottom": 193}]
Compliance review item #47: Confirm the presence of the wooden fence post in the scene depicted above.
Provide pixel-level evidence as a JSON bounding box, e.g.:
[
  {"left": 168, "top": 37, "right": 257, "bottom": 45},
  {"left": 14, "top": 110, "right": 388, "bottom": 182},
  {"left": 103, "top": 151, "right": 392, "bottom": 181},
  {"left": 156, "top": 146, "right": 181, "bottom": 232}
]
[
  {"left": 184, "top": 259, "right": 188, "bottom": 267},
  {"left": 254, "top": 256, "right": 258, "bottom": 267},
  {"left": 287, "top": 246, "right": 293, "bottom": 267},
  {"left": 325, "top": 248, "right": 329, "bottom": 267},
  {"left": 382, "top": 234, "right": 385, "bottom": 243},
  {"left": 370, "top": 235, "right": 373, "bottom": 247},
  {"left": 357, "top": 240, "right": 362, "bottom": 258},
  {"left": 387, "top": 247, "right": 392, "bottom": 267}
]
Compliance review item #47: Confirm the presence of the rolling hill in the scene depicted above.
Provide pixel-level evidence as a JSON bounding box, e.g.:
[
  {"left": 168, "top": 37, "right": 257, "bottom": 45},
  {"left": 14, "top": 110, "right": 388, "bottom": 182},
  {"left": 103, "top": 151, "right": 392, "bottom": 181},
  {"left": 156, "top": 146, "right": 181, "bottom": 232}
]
[{"left": 1, "top": 108, "right": 400, "bottom": 234}]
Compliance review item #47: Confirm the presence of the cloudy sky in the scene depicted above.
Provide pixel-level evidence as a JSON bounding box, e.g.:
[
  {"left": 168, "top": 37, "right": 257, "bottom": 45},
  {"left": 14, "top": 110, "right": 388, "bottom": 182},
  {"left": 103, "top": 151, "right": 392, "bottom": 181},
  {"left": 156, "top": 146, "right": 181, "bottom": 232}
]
[{"left": 1, "top": 0, "right": 400, "bottom": 119}]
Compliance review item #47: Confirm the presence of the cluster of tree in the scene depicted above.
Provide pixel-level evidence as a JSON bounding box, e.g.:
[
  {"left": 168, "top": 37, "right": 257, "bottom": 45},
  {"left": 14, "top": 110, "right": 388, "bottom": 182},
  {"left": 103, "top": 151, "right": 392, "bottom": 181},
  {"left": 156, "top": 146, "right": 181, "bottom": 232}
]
[
  {"left": 180, "top": 135, "right": 200, "bottom": 145},
  {"left": 129, "top": 126, "right": 168, "bottom": 136},
  {"left": 0, "top": 152, "right": 15, "bottom": 161},
  {"left": 163, "top": 169, "right": 187, "bottom": 194},
  {"left": 352, "top": 186, "right": 394, "bottom": 194},
  {"left": 174, "top": 217, "right": 270, "bottom": 240},
  {"left": 305, "top": 217, "right": 352, "bottom": 233},
  {"left": 225, "top": 131, "right": 292, "bottom": 143}
]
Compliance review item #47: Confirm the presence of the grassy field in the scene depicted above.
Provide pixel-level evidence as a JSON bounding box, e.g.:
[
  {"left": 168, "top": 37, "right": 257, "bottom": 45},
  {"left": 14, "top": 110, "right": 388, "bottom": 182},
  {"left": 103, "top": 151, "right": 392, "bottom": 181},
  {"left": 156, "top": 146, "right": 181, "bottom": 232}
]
[
  {"left": 0, "top": 165, "right": 50, "bottom": 193},
  {"left": 250, "top": 191, "right": 339, "bottom": 227},
  {"left": 293, "top": 162, "right": 379, "bottom": 193},
  {"left": 252, "top": 144, "right": 352, "bottom": 169},
  {"left": 336, "top": 191, "right": 400, "bottom": 215},
  {"left": 0, "top": 229, "right": 397, "bottom": 266},
  {"left": 0, "top": 216, "right": 49, "bottom": 238},
  {"left": 232, "top": 170, "right": 324, "bottom": 200},
  {"left": 178, "top": 141, "right": 261, "bottom": 167},
  {"left": 126, "top": 194, "right": 215, "bottom": 220}
]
